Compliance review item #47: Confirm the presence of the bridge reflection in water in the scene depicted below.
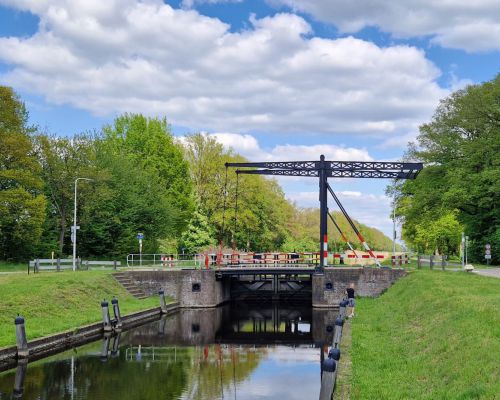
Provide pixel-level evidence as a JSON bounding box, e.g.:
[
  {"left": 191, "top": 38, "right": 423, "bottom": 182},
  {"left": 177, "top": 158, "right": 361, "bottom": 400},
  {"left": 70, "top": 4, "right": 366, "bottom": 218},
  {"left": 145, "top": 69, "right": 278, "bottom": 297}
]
[{"left": 0, "top": 304, "right": 336, "bottom": 400}]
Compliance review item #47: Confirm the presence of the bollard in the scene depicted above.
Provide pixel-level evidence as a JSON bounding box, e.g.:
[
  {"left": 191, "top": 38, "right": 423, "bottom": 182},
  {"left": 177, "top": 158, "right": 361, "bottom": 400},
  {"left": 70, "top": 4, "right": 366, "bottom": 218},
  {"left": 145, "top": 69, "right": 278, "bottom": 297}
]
[
  {"left": 100, "top": 333, "right": 111, "bottom": 362},
  {"left": 319, "top": 358, "right": 336, "bottom": 400},
  {"left": 113, "top": 260, "right": 117, "bottom": 270},
  {"left": 56, "top": 258, "right": 61, "bottom": 272},
  {"left": 110, "top": 332, "right": 121, "bottom": 358},
  {"left": 322, "top": 357, "right": 336, "bottom": 372},
  {"left": 111, "top": 297, "right": 122, "bottom": 330},
  {"left": 328, "top": 347, "right": 341, "bottom": 361},
  {"left": 35, "top": 259, "right": 40, "bottom": 273},
  {"left": 430, "top": 255, "right": 434, "bottom": 270},
  {"left": 159, "top": 289, "right": 167, "bottom": 314},
  {"left": 101, "top": 300, "right": 112, "bottom": 332},
  {"left": 441, "top": 255, "right": 446, "bottom": 271},
  {"left": 339, "top": 299, "right": 348, "bottom": 320},
  {"left": 332, "top": 317, "right": 344, "bottom": 348},
  {"left": 12, "top": 360, "right": 27, "bottom": 399},
  {"left": 15, "top": 315, "right": 29, "bottom": 358}
]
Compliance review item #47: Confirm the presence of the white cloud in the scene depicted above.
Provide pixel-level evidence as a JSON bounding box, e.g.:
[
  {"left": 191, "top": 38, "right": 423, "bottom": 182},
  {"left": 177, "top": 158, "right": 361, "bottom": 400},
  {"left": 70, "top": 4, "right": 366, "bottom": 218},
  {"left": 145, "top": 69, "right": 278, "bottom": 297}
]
[
  {"left": 0, "top": 0, "right": 446, "bottom": 140},
  {"left": 204, "top": 132, "right": 373, "bottom": 162},
  {"left": 181, "top": 0, "right": 242, "bottom": 8},
  {"left": 211, "top": 133, "right": 261, "bottom": 156},
  {"left": 270, "top": 0, "right": 500, "bottom": 52}
]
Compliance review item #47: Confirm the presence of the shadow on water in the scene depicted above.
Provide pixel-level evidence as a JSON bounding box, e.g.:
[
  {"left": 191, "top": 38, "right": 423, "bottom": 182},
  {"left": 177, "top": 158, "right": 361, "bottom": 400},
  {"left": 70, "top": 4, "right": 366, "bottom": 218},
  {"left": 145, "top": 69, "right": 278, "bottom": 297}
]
[{"left": 0, "top": 302, "right": 337, "bottom": 400}]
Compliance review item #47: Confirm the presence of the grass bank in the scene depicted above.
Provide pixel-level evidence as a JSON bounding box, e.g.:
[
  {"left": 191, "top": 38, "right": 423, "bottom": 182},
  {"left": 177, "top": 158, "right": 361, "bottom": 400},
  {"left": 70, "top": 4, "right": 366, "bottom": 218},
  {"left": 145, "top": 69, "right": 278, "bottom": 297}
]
[
  {"left": 350, "top": 270, "right": 500, "bottom": 399},
  {"left": 0, "top": 271, "right": 164, "bottom": 348},
  {"left": 0, "top": 261, "right": 27, "bottom": 273}
]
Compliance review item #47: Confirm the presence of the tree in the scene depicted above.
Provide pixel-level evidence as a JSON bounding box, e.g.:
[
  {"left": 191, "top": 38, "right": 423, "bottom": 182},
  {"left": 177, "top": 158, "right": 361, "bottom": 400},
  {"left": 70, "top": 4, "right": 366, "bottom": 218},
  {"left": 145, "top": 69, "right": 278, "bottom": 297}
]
[
  {"left": 389, "top": 74, "right": 500, "bottom": 262},
  {"left": 0, "top": 86, "right": 46, "bottom": 260},
  {"left": 77, "top": 147, "right": 180, "bottom": 258},
  {"left": 182, "top": 134, "right": 296, "bottom": 251},
  {"left": 178, "top": 206, "right": 215, "bottom": 254},
  {"left": 102, "top": 114, "right": 193, "bottom": 234},
  {"left": 34, "top": 134, "right": 97, "bottom": 256}
]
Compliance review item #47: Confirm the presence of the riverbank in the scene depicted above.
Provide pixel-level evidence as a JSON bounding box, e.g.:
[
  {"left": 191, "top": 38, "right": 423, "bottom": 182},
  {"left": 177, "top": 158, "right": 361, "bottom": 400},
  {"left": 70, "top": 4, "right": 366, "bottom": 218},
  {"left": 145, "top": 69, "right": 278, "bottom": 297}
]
[
  {"left": 350, "top": 270, "right": 500, "bottom": 399},
  {"left": 0, "top": 271, "right": 170, "bottom": 348}
]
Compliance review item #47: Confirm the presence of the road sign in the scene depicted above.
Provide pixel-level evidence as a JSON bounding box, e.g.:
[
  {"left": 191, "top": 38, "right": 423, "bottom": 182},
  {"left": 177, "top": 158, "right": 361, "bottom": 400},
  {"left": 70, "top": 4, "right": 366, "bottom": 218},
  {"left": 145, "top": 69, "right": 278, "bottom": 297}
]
[
  {"left": 485, "top": 255, "right": 492, "bottom": 259},
  {"left": 137, "top": 233, "right": 144, "bottom": 240},
  {"left": 485, "top": 249, "right": 491, "bottom": 255},
  {"left": 485, "top": 244, "right": 491, "bottom": 250}
]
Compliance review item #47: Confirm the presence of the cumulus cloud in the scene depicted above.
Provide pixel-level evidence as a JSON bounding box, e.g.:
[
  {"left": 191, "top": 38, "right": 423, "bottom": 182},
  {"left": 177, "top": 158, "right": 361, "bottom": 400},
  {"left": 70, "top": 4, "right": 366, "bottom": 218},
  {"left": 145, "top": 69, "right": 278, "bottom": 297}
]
[
  {"left": 0, "top": 0, "right": 445, "bottom": 138},
  {"left": 204, "top": 132, "right": 373, "bottom": 162},
  {"left": 270, "top": 0, "right": 500, "bottom": 52},
  {"left": 181, "top": 0, "right": 242, "bottom": 8}
]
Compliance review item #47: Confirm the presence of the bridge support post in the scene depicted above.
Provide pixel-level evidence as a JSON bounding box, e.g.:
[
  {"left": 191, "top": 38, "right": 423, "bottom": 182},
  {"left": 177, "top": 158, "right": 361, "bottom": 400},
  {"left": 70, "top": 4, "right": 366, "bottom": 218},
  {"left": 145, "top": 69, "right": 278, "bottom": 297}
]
[{"left": 318, "top": 155, "right": 327, "bottom": 274}]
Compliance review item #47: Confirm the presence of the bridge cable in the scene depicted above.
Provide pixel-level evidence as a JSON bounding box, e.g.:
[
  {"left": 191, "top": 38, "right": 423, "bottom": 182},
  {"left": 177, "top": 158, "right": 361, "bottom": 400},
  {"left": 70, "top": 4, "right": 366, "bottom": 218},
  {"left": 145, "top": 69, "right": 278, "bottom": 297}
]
[
  {"left": 327, "top": 210, "right": 360, "bottom": 260},
  {"left": 326, "top": 183, "right": 381, "bottom": 267}
]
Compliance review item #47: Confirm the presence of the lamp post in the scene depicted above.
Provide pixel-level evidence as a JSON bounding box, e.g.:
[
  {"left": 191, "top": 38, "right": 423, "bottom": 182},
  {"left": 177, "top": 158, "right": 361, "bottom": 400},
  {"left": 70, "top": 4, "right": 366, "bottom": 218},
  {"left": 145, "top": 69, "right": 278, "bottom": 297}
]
[
  {"left": 392, "top": 204, "right": 396, "bottom": 257},
  {"left": 465, "top": 236, "right": 469, "bottom": 265},
  {"left": 73, "top": 178, "right": 93, "bottom": 271}
]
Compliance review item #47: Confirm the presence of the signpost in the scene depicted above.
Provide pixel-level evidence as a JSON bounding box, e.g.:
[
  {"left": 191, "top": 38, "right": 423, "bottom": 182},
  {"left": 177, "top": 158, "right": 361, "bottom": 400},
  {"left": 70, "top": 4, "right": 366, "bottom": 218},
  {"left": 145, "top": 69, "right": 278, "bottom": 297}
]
[
  {"left": 461, "top": 232, "right": 465, "bottom": 267},
  {"left": 485, "top": 243, "right": 491, "bottom": 265},
  {"left": 137, "top": 233, "right": 144, "bottom": 267}
]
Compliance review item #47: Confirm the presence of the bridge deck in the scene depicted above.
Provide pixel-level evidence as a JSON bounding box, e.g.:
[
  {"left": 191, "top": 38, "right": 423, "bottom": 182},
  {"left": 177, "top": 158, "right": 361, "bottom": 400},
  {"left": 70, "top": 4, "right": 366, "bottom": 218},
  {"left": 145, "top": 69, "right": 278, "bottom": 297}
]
[
  {"left": 214, "top": 266, "right": 365, "bottom": 276},
  {"left": 215, "top": 267, "right": 316, "bottom": 276}
]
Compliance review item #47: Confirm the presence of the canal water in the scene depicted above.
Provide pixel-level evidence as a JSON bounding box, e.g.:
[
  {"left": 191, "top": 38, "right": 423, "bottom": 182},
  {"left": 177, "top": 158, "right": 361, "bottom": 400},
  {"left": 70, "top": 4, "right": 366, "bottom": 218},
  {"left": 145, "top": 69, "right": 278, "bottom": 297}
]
[{"left": 0, "top": 304, "right": 336, "bottom": 400}]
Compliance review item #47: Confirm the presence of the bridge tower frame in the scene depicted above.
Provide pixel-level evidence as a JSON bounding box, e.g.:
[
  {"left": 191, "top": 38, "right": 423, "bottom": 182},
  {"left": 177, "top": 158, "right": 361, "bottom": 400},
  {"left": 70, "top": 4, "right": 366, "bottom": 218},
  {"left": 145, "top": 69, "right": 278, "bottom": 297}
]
[{"left": 226, "top": 155, "right": 423, "bottom": 274}]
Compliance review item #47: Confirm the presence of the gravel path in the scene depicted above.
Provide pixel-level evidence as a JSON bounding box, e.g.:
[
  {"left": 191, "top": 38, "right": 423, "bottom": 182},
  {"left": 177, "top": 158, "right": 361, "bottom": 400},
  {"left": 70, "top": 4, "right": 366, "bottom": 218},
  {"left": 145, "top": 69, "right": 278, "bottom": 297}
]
[{"left": 473, "top": 268, "right": 500, "bottom": 278}]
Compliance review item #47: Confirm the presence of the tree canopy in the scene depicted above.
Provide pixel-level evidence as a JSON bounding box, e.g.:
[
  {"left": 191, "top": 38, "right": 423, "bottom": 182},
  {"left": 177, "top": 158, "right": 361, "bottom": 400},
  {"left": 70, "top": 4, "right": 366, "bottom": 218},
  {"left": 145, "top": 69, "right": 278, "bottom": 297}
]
[
  {"left": 389, "top": 74, "right": 500, "bottom": 262},
  {"left": 0, "top": 87, "right": 46, "bottom": 260},
  {"left": 1, "top": 87, "right": 396, "bottom": 261}
]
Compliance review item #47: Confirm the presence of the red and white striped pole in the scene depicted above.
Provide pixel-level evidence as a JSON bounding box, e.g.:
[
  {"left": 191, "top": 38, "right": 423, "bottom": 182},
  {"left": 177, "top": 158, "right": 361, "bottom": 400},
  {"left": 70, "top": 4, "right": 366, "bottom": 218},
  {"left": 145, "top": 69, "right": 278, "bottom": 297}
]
[
  {"left": 327, "top": 183, "right": 381, "bottom": 267},
  {"left": 323, "top": 234, "right": 328, "bottom": 268},
  {"left": 357, "top": 232, "right": 381, "bottom": 267}
]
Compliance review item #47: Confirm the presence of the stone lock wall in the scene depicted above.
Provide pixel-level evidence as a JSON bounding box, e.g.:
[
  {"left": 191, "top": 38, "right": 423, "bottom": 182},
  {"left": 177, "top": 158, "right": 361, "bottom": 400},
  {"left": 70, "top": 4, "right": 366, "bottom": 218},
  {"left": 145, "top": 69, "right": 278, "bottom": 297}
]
[
  {"left": 128, "top": 270, "right": 231, "bottom": 308},
  {"left": 125, "top": 267, "right": 405, "bottom": 309},
  {"left": 312, "top": 267, "right": 406, "bottom": 307}
]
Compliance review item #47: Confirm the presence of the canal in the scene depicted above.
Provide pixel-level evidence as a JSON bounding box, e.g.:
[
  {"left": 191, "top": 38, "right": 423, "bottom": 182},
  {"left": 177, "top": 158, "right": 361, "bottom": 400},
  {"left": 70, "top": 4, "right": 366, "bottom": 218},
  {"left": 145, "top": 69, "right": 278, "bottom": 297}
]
[{"left": 0, "top": 303, "right": 336, "bottom": 399}]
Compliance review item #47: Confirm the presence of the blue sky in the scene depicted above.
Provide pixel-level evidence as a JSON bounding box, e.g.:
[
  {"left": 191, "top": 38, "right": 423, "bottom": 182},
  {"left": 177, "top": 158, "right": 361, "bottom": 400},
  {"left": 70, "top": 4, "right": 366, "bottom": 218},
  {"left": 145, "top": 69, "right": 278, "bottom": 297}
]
[{"left": 1, "top": 0, "right": 499, "bottom": 238}]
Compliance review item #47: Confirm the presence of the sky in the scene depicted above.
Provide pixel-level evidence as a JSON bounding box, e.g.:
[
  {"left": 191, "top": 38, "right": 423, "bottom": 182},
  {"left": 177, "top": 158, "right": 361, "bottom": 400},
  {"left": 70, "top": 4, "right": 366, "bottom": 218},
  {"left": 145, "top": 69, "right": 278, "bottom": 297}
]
[{"left": 1, "top": 0, "right": 499, "bottom": 240}]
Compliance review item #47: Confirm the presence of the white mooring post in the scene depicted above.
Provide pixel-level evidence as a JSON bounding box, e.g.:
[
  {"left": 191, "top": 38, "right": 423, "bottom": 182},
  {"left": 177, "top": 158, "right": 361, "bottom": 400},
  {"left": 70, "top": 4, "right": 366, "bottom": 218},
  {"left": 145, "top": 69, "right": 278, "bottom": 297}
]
[
  {"left": 159, "top": 289, "right": 168, "bottom": 314},
  {"left": 14, "top": 315, "right": 29, "bottom": 359},
  {"left": 111, "top": 297, "right": 122, "bottom": 330},
  {"left": 101, "top": 300, "right": 112, "bottom": 332},
  {"left": 333, "top": 317, "right": 344, "bottom": 348}
]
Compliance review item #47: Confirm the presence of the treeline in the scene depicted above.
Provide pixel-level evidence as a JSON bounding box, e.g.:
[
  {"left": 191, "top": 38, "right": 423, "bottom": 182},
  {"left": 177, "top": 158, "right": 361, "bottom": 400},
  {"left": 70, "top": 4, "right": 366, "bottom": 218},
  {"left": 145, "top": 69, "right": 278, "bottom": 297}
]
[
  {"left": 388, "top": 74, "right": 500, "bottom": 263},
  {"left": 1, "top": 86, "right": 393, "bottom": 261}
]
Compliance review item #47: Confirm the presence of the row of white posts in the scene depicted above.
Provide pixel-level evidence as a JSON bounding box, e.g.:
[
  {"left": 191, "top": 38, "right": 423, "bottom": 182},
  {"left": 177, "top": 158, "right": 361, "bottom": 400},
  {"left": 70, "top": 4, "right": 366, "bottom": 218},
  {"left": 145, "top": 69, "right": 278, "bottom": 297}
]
[{"left": 319, "top": 299, "right": 348, "bottom": 399}]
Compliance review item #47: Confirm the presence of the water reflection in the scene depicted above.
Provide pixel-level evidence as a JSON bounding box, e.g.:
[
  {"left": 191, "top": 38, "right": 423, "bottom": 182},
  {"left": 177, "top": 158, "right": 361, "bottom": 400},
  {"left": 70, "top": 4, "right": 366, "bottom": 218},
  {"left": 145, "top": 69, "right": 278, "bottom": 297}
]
[{"left": 0, "top": 304, "right": 336, "bottom": 400}]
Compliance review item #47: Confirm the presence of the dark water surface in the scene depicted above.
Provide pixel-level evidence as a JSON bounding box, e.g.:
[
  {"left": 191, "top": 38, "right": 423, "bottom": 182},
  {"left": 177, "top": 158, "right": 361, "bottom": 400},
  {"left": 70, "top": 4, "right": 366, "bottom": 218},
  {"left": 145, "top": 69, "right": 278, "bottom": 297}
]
[{"left": 0, "top": 304, "right": 336, "bottom": 400}]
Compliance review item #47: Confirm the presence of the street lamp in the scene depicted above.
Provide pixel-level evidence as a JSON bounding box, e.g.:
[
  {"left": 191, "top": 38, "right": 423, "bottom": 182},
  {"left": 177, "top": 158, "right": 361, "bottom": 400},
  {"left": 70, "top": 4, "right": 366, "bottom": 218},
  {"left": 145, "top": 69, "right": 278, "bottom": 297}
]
[
  {"left": 392, "top": 204, "right": 396, "bottom": 257},
  {"left": 72, "top": 178, "right": 93, "bottom": 271}
]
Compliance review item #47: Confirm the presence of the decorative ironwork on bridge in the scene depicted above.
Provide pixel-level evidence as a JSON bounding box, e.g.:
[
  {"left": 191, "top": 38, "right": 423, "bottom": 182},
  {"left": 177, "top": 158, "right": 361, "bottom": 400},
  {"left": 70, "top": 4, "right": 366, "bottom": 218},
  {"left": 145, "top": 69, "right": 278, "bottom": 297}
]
[{"left": 225, "top": 155, "right": 423, "bottom": 274}]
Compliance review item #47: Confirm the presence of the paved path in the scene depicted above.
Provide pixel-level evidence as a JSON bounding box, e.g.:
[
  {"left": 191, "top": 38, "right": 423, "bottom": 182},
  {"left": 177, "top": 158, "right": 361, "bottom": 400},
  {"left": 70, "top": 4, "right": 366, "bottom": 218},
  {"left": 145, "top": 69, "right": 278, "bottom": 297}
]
[{"left": 473, "top": 268, "right": 500, "bottom": 279}]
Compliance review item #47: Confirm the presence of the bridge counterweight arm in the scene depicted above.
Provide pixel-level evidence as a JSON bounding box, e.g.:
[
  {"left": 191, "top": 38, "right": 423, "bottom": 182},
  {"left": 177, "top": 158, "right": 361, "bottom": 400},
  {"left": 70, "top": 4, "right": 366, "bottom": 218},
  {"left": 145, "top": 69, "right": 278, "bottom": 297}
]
[
  {"left": 229, "top": 160, "right": 423, "bottom": 179},
  {"left": 236, "top": 169, "right": 419, "bottom": 179}
]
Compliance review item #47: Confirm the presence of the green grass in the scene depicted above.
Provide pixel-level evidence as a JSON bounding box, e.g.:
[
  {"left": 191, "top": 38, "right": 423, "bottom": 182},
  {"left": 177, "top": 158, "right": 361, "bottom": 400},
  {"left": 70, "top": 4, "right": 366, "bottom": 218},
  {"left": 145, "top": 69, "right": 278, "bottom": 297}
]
[
  {"left": 0, "top": 270, "right": 166, "bottom": 348},
  {"left": 351, "top": 270, "right": 500, "bottom": 399},
  {"left": 0, "top": 261, "right": 28, "bottom": 272}
]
